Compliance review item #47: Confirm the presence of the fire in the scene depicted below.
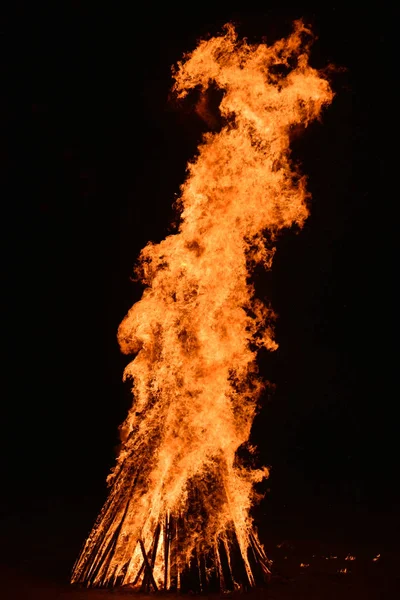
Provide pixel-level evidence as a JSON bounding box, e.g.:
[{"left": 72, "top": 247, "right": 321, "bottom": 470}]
[{"left": 71, "top": 21, "right": 332, "bottom": 591}]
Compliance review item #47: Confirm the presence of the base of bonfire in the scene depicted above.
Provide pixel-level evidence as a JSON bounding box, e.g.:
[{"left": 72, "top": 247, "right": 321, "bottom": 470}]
[{"left": 73, "top": 515, "right": 271, "bottom": 593}]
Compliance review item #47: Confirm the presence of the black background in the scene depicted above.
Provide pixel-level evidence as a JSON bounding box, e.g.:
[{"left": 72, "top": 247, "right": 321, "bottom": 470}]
[{"left": 2, "top": 2, "right": 394, "bottom": 585}]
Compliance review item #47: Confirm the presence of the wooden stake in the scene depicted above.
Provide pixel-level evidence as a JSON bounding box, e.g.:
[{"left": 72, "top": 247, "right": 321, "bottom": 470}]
[
  {"left": 164, "top": 514, "right": 170, "bottom": 590},
  {"left": 139, "top": 538, "right": 158, "bottom": 591}
]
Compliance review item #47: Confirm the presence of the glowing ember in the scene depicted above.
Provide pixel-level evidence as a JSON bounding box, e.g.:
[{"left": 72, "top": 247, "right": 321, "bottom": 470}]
[
  {"left": 345, "top": 554, "right": 356, "bottom": 561},
  {"left": 71, "top": 21, "right": 332, "bottom": 591},
  {"left": 372, "top": 553, "right": 381, "bottom": 562}
]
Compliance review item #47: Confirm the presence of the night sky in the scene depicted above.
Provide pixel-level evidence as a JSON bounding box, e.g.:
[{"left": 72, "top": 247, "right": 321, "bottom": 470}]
[{"left": 2, "top": 3, "right": 394, "bottom": 586}]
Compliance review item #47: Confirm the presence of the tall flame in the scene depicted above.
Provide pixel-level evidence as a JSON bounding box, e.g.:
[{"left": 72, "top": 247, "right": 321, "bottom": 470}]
[{"left": 72, "top": 21, "right": 332, "bottom": 591}]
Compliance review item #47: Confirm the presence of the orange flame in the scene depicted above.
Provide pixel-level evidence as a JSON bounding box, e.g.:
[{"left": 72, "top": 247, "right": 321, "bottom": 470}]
[{"left": 71, "top": 21, "right": 332, "bottom": 591}]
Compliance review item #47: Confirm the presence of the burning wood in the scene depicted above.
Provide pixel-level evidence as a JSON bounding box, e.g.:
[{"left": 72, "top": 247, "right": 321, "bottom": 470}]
[{"left": 71, "top": 21, "right": 332, "bottom": 591}]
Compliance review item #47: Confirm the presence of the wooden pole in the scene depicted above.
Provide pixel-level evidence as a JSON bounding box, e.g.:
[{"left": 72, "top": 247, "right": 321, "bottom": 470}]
[
  {"left": 139, "top": 538, "right": 159, "bottom": 591},
  {"left": 164, "top": 514, "right": 170, "bottom": 590}
]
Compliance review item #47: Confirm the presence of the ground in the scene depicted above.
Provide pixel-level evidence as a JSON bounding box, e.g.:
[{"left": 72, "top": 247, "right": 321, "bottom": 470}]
[{"left": 2, "top": 539, "right": 397, "bottom": 599}]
